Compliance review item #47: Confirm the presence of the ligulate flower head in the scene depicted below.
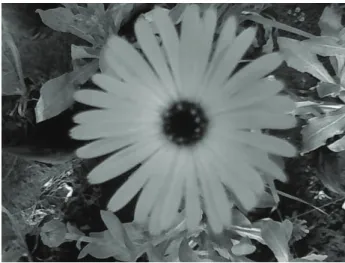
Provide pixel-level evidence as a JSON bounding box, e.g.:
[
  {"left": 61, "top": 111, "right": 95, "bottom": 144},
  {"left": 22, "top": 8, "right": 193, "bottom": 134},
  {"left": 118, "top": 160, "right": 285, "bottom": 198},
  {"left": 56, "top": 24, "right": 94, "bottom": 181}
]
[{"left": 70, "top": 5, "right": 297, "bottom": 235}]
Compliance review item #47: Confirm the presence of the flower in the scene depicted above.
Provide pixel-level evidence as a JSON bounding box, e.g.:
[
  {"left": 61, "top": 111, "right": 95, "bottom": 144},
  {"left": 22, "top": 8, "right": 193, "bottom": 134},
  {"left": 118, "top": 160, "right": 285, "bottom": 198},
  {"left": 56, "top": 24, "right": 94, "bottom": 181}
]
[{"left": 70, "top": 5, "right": 296, "bottom": 235}]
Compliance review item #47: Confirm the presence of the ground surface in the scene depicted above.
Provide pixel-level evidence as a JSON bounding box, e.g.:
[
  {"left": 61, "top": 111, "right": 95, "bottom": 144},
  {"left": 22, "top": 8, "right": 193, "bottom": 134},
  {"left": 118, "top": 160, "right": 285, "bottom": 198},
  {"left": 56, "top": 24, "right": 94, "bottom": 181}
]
[{"left": 2, "top": 3, "right": 345, "bottom": 262}]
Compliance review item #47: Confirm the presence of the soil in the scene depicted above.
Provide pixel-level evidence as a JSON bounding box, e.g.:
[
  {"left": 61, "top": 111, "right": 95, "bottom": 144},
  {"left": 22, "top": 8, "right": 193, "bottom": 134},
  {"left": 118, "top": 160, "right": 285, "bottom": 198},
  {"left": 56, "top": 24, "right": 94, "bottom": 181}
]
[{"left": 2, "top": 3, "right": 344, "bottom": 262}]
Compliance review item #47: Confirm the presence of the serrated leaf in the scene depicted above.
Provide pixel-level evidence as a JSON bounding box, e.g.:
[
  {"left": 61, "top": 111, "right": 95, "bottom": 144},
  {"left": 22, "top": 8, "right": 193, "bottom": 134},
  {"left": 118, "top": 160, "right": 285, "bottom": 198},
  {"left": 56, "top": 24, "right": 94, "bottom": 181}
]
[
  {"left": 261, "top": 219, "right": 292, "bottom": 262},
  {"left": 35, "top": 60, "right": 98, "bottom": 123},
  {"left": 71, "top": 45, "right": 99, "bottom": 61},
  {"left": 328, "top": 135, "right": 345, "bottom": 152},
  {"left": 301, "top": 106, "right": 345, "bottom": 154},
  {"left": 318, "top": 5, "right": 343, "bottom": 37},
  {"left": 278, "top": 37, "right": 335, "bottom": 84},
  {"left": 303, "top": 36, "right": 345, "bottom": 57},
  {"left": 316, "top": 81, "right": 345, "bottom": 98},
  {"left": 231, "top": 237, "right": 256, "bottom": 256},
  {"left": 40, "top": 220, "right": 67, "bottom": 248},
  {"left": 37, "top": 7, "right": 95, "bottom": 44}
]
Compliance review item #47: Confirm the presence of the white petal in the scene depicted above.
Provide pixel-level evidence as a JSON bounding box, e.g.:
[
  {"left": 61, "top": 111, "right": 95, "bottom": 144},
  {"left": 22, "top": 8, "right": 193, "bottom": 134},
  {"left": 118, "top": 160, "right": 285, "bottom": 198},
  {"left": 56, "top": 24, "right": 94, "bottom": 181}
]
[
  {"left": 74, "top": 90, "right": 119, "bottom": 109},
  {"left": 149, "top": 191, "right": 166, "bottom": 235},
  {"left": 134, "top": 146, "right": 177, "bottom": 224},
  {"left": 152, "top": 8, "right": 181, "bottom": 93},
  {"left": 73, "top": 108, "right": 157, "bottom": 125},
  {"left": 227, "top": 130, "right": 297, "bottom": 157},
  {"left": 70, "top": 121, "right": 155, "bottom": 140},
  {"left": 185, "top": 155, "right": 202, "bottom": 231},
  {"left": 159, "top": 150, "right": 187, "bottom": 230},
  {"left": 202, "top": 16, "right": 237, "bottom": 90},
  {"left": 88, "top": 136, "right": 163, "bottom": 184},
  {"left": 92, "top": 74, "right": 163, "bottom": 109},
  {"left": 192, "top": 7, "right": 217, "bottom": 97},
  {"left": 244, "top": 147, "right": 287, "bottom": 182},
  {"left": 224, "top": 79, "right": 285, "bottom": 110},
  {"left": 213, "top": 110, "right": 297, "bottom": 130},
  {"left": 225, "top": 53, "right": 283, "bottom": 96},
  {"left": 207, "top": 27, "right": 257, "bottom": 91},
  {"left": 135, "top": 17, "right": 178, "bottom": 99},
  {"left": 195, "top": 154, "right": 223, "bottom": 233},
  {"left": 104, "top": 38, "right": 167, "bottom": 102},
  {"left": 76, "top": 137, "right": 132, "bottom": 159},
  {"left": 195, "top": 146, "right": 231, "bottom": 227},
  {"left": 107, "top": 147, "right": 170, "bottom": 212},
  {"left": 179, "top": 5, "right": 202, "bottom": 97}
]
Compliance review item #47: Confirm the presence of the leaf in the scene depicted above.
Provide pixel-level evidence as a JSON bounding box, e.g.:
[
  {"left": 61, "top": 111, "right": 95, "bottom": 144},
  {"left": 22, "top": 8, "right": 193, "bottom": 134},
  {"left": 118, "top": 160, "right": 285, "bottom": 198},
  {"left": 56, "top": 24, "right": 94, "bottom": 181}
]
[
  {"left": 35, "top": 60, "right": 98, "bottom": 123},
  {"left": 100, "top": 210, "right": 126, "bottom": 245},
  {"left": 261, "top": 219, "right": 292, "bottom": 262},
  {"left": 78, "top": 230, "right": 131, "bottom": 261},
  {"left": 37, "top": 7, "right": 95, "bottom": 44},
  {"left": 256, "top": 191, "right": 276, "bottom": 208},
  {"left": 37, "top": 7, "right": 75, "bottom": 32},
  {"left": 71, "top": 45, "right": 99, "bottom": 61},
  {"left": 2, "top": 31, "right": 26, "bottom": 96},
  {"left": 316, "top": 81, "right": 345, "bottom": 98},
  {"left": 328, "top": 135, "right": 345, "bottom": 152},
  {"left": 318, "top": 5, "right": 343, "bottom": 37},
  {"left": 231, "top": 209, "right": 252, "bottom": 227},
  {"left": 40, "top": 220, "right": 67, "bottom": 248},
  {"left": 303, "top": 36, "right": 345, "bottom": 57},
  {"left": 169, "top": 4, "right": 188, "bottom": 24},
  {"left": 299, "top": 253, "right": 328, "bottom": 262},
  {"left": 301, "top": 106, "right": 345, "bottom": 154},
  {"left": 66, "top": 222, "right": 85, "bottom": 250},
  {"left": 243, "top": 12, "right": 315, "bottom": 39},
  {"left": 292, "top": 101, "right": 324, "bottom": 118},
  {"left": 278, "top": 37, "right": 335, "bottom": 84},
  {"left": 178, "top": 238, "right": 204, "bottom": 262},
  {"left": 231, "top": 225, "right": 265, "bottom": 244},
  {"left": 231, "top": 237, "right": 256, "bottom": 256}
]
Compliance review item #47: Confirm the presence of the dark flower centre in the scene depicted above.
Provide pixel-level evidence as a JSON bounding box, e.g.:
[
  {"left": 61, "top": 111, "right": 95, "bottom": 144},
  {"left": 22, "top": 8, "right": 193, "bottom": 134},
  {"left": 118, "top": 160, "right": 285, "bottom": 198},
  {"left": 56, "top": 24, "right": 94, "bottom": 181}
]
[{"left": 161, "top": 100, "right": 209, "bottom": 146}]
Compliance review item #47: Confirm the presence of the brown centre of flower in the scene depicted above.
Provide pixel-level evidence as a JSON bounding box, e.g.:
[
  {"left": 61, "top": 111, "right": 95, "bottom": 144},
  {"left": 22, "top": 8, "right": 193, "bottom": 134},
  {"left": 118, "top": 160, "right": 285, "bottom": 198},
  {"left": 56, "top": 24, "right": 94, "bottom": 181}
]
[{"left": 161, "top": 100, "right": 209, "bottom": 146}]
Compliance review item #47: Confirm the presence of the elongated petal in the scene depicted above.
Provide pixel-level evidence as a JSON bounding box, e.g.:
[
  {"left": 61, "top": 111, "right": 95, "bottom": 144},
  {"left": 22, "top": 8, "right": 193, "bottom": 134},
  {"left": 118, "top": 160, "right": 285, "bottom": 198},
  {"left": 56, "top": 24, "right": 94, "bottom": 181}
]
[
  {"left": 204, "top": 16, "right": 237, "bottom": 87},
  {"left": 104, "top": 39, "right": 167, "bottom": 101},
  {"left": 228, "top": 131, "right": 297, "bottom": 157},
  {"left": 107, "top": 147, "right": 171, "bottom": 212},
  {"left": 149, "top": 192, "right": 166, "bottom": 235},
  {"left": 73, "top": 109, "right": 157, "bottom": 125},
  {"left": 134, "top": 147, "right": 178, "bottom": 224},
  {"left": 70, "top": 122, "right": 154, "bottom": 140},
  {"left": 152, "top": 8, "right": 181, "bottom": 92},
  {"left": 244, "top": 147, "right": 287, "bottom": 181},
  {"left": 160, "top": 150, "right": 187, "bottom": 230},
  {"left": 185, "top": 155, "right": 202, "bottom": 231},
  {"left": 214, "top": 111, "right": 297, "bottom": 130},
  {"left": 92, "top": 74, "right": 163, "bottom": 109},
  {"left": 196, "top": 158, "right": 223, "bottom": 233},
  {"left": 76, "top": 137, "right": 131, "bottom": 159},
  {"left": 135, "top": 17, "right": 178, "bottom": 99},
  {"left": 225, "top": 53, "right": 283, "bottom": 95},
  {"left": 208, "top": 28, "right": 256, "bottom": 90},
  {"left": 88, "top": 137, "right": 163, "bottom": 184},
  {"left": 179, "top": 5, "right": 202, "bottom": 96}
]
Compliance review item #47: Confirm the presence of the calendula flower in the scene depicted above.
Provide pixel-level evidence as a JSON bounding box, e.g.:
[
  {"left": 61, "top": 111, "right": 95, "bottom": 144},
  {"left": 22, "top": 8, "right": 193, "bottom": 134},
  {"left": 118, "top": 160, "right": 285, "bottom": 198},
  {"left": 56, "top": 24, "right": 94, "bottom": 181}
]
[{"left": 70, "top": 5, "right": 296, "bottom": 234}]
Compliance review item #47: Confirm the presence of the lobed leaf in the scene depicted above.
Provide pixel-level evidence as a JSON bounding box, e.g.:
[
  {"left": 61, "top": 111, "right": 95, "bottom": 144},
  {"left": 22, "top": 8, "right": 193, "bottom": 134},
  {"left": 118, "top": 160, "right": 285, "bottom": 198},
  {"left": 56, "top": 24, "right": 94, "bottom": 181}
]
[
  {"left": 278, "top": 37, "right": 335, "bottom": 84},
  {"left": 301, "top": 106, "right": 345, "bottom": 154},
  {"left": 35, "top": 60, "right": 98, "bottom": 123},
  {"left": 261, "top": 219, "right": 293, "bottom": 262}
]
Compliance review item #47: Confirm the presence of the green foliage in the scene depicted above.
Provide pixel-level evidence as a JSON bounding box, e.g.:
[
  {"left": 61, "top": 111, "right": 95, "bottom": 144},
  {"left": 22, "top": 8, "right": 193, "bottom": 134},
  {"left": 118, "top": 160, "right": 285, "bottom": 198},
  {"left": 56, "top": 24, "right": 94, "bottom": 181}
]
[
  {"left": 35, "top": 60, "right": 98, "bottom": 122},
  {"left": 275, "top": 5, "right": 345, "bottom": 154}
]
